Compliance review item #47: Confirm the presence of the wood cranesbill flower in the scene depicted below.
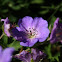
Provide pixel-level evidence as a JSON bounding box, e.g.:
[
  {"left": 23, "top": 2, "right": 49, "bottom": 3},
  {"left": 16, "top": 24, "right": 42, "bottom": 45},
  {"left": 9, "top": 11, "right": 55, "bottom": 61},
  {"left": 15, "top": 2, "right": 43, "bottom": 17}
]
[
  {"left": 11, "top": 16, "right": 49, "bottom": 47},
  {"left": 14, "top": 50, "right": 31, "bottom": 62},
  {"left": 14, "top": 48, "right": 46, "bottom": 62},
  {"left": 31, "top": 48, "right": 46, "bottom": 62},
  {"left": 50, "top": 18, "right": 62, "bottom": 44},
  {"left": 1, "top": 17, "right": 11, "bottom": 37},
  {"left": 0, "top": 46, "right": 14, "bottom": 62}
]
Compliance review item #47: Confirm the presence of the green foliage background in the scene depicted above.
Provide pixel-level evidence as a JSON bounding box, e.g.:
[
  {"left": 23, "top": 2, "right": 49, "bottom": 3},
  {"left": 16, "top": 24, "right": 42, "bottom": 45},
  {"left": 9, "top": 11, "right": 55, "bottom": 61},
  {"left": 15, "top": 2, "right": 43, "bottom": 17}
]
[{"left": 0, "top": 0, "right": 62, "bottom": 62}]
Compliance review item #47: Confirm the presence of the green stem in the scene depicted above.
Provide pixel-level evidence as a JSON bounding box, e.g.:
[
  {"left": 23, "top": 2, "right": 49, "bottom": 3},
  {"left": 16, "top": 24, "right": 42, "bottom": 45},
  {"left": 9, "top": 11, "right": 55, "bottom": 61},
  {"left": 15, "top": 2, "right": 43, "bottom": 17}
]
[
  {"left": 47, "top": 3, "right": 62, "bottom": 21},
  {"left": 31, "top": 58, "right": 34, "bottom": 62},
  {"left": 0, "top": 33, "right": 4, "bottom": 39}
]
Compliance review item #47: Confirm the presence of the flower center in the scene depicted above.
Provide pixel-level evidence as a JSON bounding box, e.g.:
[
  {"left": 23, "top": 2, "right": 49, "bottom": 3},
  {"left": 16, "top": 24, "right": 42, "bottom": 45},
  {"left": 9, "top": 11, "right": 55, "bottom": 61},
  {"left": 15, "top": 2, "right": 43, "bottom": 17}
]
[{"left": 27, "top": 28, "right": 38, "bottom": 39}]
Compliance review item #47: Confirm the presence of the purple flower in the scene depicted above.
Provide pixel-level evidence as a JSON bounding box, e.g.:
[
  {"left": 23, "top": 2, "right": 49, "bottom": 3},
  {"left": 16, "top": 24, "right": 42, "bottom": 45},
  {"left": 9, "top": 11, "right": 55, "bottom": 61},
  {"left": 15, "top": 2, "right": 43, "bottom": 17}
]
[
  {"left": 1, "top": 17, "right": 11, "bottom": 37},
  {"left": 14, "top": 48, "right": 46, "bottom": 62},
  {"left": 12, "top": 16, "right": 49, "bottom": 47},
  {"left": 31, "top": 48, "right": 46, "bottom": 62},
  {"left": 0, "top": 46, "right": 14, "bottom": 62},
  {"left": 14, "top": 50, "right": 31, "bottom": 62},
  {"left": 50, "top": 18, "right": 62, "bottom": 44}
]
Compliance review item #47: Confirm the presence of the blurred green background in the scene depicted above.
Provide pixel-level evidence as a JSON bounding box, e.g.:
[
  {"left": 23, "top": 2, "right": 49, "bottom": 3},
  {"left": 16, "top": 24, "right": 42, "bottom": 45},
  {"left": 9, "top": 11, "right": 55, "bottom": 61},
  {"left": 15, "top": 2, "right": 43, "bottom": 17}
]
[
  {"left": 0, "top": 0, "right": 62, "bottom": 62},
  {"left": 0, "top": 0, "right": 62, "bottom": 21}
]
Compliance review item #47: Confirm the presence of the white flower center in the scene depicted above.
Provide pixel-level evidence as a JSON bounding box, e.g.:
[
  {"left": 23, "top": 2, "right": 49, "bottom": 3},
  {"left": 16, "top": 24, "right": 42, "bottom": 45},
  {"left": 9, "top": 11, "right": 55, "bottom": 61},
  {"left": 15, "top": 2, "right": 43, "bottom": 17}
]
[{"left": 27, "top": 28, "right": 38, "bottom": 39}]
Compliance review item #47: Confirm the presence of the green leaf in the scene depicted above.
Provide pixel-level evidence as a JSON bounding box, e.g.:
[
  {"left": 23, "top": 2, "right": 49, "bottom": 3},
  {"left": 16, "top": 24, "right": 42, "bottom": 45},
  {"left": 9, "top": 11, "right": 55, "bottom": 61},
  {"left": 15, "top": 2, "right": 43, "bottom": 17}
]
[
  {"left": 59, "top": 8, "right": 62, "bottom": 12},
  {"left": 1, "top": 9, "right": 8, "bottom": 13},
  {"left": 31, "top": 0, "right": 44, "bottom": 4},
  {"left": 2, "top": 0, "right": 11, "bottom": 5},
  {"left": 8, "top": 3, "right": 21, "bottom": 10},
  {"left": 2, "top": 35, "right": 8, "bottom": 45},
  {"left": 45, "top": 44, "right": 52, "bottom": 59},
  {"left": 49, "top": 16, "right": 56, "bottom": 27},
  {"left": 9, "top": 16, "right": 17, "bottom": 22},
  {"left": 54, "top": 52, "right": 60, "bottom": 62},
  {"left": 8, "top": 2, "right": 14, "bottom": 7},
  {"left": 31, "top": 58, "right": 34, "bottom": 62},
  {"left": 39, "top": 10, "right": 49, "bottom": 15},
  {"left": 8, "top": 39, "right": 22, "bottom": 50},
  {"left": 44, "top": 44, "right": 60, "bottom": 62}
]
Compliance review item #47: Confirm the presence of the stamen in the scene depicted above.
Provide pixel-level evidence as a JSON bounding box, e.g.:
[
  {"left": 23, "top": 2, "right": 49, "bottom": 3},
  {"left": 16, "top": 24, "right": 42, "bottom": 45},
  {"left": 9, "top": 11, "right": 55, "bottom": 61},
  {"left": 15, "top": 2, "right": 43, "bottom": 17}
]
[{"left": 27, "top": 28, "right": 38, "bottom": 39}]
